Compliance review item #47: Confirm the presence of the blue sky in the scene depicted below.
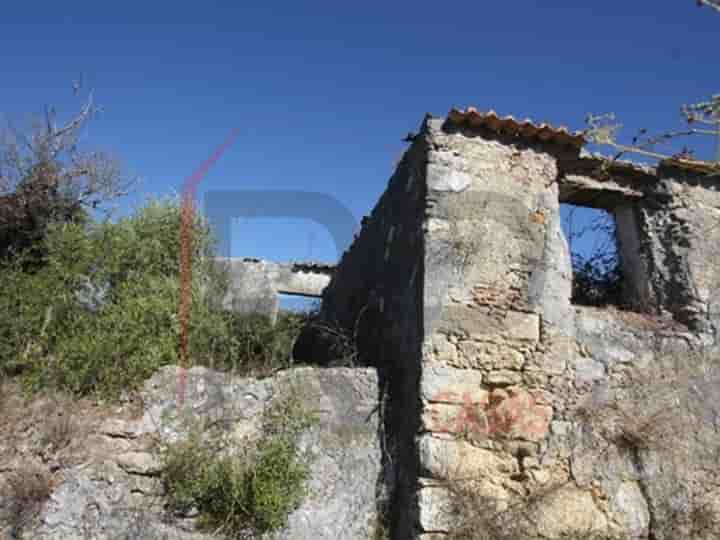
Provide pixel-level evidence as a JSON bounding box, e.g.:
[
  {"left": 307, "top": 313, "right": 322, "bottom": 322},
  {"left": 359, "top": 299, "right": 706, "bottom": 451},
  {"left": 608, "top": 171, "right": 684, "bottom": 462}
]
[{"left": 2, "top": 1, "right": 717, "bottom": 264}]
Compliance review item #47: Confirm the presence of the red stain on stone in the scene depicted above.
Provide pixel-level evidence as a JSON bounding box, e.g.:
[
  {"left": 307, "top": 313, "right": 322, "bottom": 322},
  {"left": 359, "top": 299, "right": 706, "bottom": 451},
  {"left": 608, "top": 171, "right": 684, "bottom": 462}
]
[
  {"left": 486, "top": 387, "right": 552, "bottom": 442},
  {"left": 428, "top": 387, "right": 552, "bottom": 442}
]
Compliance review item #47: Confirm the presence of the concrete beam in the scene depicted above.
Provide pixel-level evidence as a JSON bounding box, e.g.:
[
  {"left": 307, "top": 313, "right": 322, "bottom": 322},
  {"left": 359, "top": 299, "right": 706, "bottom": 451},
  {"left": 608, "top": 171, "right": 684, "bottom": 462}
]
[{"left": 214, "top": 258, "right": 334, "bottom": 320}]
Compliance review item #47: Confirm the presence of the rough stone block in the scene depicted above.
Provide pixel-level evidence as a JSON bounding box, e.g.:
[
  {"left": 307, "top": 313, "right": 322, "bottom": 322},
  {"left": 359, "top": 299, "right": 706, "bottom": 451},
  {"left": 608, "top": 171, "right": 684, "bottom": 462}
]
[
  {"left": 417, "top": 483, "right": 453, "bottom": 533},
  {"left": 550, "top": 421, "right": 572, "bottom": 437},
  {"left": 529, "top": 335, "right": 575, "bottom": 375},
  {"left": 610, "top": 481, "right": 650, "bottom": 539},
  {"left": 424, "top": 333, "right": 458, "bottom": 364},
  {"left": 421, "top": 365, "right": 485, "bottom": 403},
  {"left": 426, "top": 165, "right": 473, "bottom": 192},
  {"left": 504, "top": 311, "right": 540, "bottom": 341},
  {"left": 115, "top": 452, "right": 162, "bottom": 476},
  {"left": 573, "top": 354, "right": 606, "bottom": 384},
  {"left": 485, "top": 369, "right": 523, "bottom": 386},
  {"left": 455, "top": 340, "right": 525, "bottom": 371},
  {"left": 522, "top": 370, "right": 549, "bottom": 387},
  {"left": 530, "top": 487, "right": 609, "bottom": 539},
  {"left": 419, "top": 435, "right": 518, "bottom": 480},
  {"left": 423, "top": 385, "right": 552, "bottom": 443},
  {"left": 438, "top": 305, "right": 539, "bottom": 343},
  {"left": 99, "top": 419, "right": 142, "bottom": 439}
]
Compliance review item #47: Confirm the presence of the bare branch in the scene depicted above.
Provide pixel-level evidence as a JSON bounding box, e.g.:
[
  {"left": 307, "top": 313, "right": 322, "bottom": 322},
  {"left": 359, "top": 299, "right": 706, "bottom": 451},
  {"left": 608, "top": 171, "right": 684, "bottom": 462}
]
[
  {"left": 682, "top": 94, "right": 720, "bottom": 139},
  {"left": 697, "top": 0, "right": 720, "bottom": 13},
  {"left": 586, "top": 108, "right": 720, "bottom": 164},
  {"left": 53, "top": 90, "right": 94, "bottom": 140},
  {"left": 0, "top": 87, "right": 135, "bottom": 212}
]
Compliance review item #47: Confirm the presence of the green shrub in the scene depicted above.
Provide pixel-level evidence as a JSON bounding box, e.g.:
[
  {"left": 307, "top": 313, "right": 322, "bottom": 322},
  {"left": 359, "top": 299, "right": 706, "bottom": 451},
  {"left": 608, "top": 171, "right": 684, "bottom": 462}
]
[
  {"left": 243, "top": 435, "right": 310, "bottom": 531},
  {"left": 162, "top": 393, "right": 315, "bottom": 537},
  {"left": 210, "top": 311, "right": 310, "bottom": 375},
  {"left": 0, "top": 200, "right": 208, "bottom": 394},
  {"left": 0, "top": 197, "right": 311, "bottom": 398},
  {"left": 160, "top": 432, "right": 215, "bottom": 515}
]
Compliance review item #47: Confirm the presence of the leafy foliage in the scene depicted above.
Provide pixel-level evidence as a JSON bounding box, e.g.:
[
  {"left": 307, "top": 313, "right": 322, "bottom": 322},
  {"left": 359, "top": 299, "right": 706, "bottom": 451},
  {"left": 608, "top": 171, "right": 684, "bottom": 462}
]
[
  {"left": 571, "top": 256, "right": 624, "bottom": 307},
  {"left": 162, "top": 392, "right": 315, "bottom": 537},
  {"left": 0, "top": 198, "right": 307, "bottom": 398},
  {"left": 213, "top": 311, "right": 311, "bottom": 376},
  {"left": 562, "top": 204, "right": 625, "bottom": 307}
]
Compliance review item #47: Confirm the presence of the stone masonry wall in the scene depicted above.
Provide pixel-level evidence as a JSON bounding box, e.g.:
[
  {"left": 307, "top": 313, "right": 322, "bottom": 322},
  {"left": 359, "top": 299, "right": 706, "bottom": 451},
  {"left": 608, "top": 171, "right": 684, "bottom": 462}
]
[
  {"left": 418, "top": 119, "right": 567, "bottom": 537},
  {"left": 315, "top": 134, "right": 428, "bottom": 539},
  {"left": 644, "top": 163, "right": 720, "bottom": 334},
  {"left": 415, "top": 119, "right": 720, "bottom": 539}
]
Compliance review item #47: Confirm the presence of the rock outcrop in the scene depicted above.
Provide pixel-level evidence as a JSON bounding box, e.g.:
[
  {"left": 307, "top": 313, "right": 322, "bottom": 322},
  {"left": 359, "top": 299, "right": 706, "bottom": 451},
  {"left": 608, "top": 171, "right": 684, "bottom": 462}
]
[{"left": 1, "top": 366, "right": 382, "bottom": 540}]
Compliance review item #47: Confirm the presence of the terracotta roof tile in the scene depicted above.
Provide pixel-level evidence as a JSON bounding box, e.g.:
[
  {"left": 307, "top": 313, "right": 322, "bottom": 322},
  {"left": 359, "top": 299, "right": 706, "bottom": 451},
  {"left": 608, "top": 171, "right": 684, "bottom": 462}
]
[{"left": 446, "top": 107, "right": 587, "bottom": 148}]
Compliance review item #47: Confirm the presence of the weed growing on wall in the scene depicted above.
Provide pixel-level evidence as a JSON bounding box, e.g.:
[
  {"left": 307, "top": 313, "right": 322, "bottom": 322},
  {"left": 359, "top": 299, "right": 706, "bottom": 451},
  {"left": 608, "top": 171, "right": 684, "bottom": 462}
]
[{"left": 162, "top": 390, "right": 316, "bottom": 537}]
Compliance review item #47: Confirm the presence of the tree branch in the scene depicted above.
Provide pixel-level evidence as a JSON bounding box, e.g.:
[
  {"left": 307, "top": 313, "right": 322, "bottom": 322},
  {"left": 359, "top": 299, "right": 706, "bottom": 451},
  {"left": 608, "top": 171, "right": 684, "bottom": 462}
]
[{"left": 698, "top": 0, "right": 720, "bottom": 13}]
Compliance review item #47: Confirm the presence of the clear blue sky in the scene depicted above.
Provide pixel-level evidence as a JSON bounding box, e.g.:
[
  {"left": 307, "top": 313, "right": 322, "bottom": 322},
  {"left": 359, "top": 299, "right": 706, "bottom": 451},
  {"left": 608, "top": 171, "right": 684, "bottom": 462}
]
[{"left": 2, "top": 1, "right": 717, "bottom": 264}]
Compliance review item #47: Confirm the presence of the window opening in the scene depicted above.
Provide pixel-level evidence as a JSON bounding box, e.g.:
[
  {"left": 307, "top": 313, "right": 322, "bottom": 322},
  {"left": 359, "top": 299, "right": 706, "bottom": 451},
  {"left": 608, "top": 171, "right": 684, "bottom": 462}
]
[{"left": 560, "top": 203, "right": 624, "bottom": 307}]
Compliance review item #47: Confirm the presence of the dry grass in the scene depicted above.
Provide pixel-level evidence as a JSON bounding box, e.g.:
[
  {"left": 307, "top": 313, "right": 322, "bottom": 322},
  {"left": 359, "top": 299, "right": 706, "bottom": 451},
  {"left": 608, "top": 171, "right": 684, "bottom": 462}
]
[
  {"left": 576, "top": 341, "right": 717, "bottom": 455},
  {"left": 37, "top": 397, "right": 76, "bottom": 452},
  {"left": 572, "top": 342, "right": 720, "bottom": 538},
  {"left": 1, "top": 465, "right": 51, "bottom": 535},
  {"left": 443, "top": 479, "right": 519, "bottom": 540}
]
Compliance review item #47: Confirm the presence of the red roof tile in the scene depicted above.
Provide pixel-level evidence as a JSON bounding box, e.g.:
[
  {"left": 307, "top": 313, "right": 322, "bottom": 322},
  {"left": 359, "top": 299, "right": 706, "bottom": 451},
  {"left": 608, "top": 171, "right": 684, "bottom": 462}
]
[{"left": 446, "top": 107, "right": 587, "bottom": 148}]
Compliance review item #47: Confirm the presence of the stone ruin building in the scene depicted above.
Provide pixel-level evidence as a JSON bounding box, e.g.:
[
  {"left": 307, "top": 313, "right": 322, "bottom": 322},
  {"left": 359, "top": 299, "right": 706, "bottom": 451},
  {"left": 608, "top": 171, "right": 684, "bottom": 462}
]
[{"left": 286, "top": 108, "right": 720, "bottom": 539}]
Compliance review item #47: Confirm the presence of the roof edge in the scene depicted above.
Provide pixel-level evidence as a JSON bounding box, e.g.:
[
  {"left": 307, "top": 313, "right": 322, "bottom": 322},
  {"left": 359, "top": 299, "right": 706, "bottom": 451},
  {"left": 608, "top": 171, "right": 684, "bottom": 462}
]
[{"left": 445, "top": 107, "right": 587, "bottom": 148}]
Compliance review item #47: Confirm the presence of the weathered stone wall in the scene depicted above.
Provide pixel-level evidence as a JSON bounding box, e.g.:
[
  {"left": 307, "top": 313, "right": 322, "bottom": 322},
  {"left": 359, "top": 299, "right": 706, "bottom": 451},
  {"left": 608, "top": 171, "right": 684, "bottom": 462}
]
[
  {"left": 418, "top": 119, "right": 568, "bottom": 537},
  {"left": 415, "top": 120, "right": 720, "bottom": 539},
  {"left": 644, "top": 164, "right": 720, "bottom": 334},
  {"left": 2, "top": 367, "right": 382, "bottom": 540},
  {"left": 307, "top": 134, "right": 428, "bottom": 538}
]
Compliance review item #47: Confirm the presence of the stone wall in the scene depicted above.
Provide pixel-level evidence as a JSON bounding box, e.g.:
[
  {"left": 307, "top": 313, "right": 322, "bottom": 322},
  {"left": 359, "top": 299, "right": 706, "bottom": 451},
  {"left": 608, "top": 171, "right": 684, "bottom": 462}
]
[
  {"left": 416, "top": 118, "right": 720, "bottom": 539},
  {"left": 418, "top": 118, "right": 569, "bottom": 537},
  {"left": 2, "top": 367, "right": 382, "bottom": 540},
  {"left": 307, "top": 133, "right": 429, "bottom": 538}
]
